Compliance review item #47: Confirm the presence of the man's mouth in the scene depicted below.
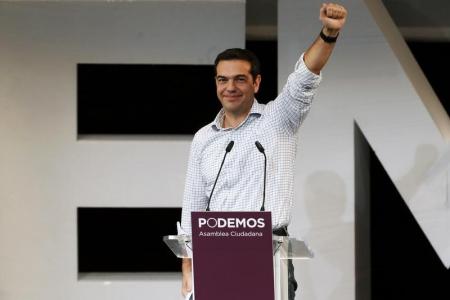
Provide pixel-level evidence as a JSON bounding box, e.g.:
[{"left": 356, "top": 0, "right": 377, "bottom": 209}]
[{"left": 224, "top": 94, "right": 242, "bottom": 99}]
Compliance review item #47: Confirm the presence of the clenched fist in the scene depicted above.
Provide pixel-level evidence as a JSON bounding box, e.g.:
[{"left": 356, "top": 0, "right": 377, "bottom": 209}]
[{"left": 320, "top": 3, "right": 347, "bottom": 35}]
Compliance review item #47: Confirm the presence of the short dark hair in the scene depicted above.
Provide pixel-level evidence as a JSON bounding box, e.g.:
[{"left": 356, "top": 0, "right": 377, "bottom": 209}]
[{"left": 214, "top": 48, "right": 261, "bottom": 79}]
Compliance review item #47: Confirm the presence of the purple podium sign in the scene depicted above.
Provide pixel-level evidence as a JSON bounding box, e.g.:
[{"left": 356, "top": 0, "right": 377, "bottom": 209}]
[{"left": 191, "top": 211, "right": 274, "bottom": 300}]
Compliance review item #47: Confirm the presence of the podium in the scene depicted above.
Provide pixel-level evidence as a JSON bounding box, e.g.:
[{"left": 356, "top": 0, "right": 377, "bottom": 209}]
[{"left": 163, "top": 212, "right": 313, "bottom": 300}]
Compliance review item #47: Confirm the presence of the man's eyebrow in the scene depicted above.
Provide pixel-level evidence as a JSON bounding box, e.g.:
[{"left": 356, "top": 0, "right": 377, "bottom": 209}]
[{"left": 216, "top": 74, "right": 249, "bottom": 78}]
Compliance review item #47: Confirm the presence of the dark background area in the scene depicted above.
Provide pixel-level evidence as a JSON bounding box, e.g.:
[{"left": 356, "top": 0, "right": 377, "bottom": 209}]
[
  {"left": 77, "top": 64, "right": 219, "bottom": 135},
  {"left": 246, "top": 40, "right": 278, "bottom": 105},
  {"left": 78, "top": 207, "right": 181, "bottom": 273},
  {"left": 407, "top": 41, "right": 450, "bottom": 116}
]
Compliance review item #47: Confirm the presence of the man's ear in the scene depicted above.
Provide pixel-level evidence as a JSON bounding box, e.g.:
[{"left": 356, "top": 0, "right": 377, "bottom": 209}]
[{"left": 253, "top": 74, "right": 262, "bottom": 94}]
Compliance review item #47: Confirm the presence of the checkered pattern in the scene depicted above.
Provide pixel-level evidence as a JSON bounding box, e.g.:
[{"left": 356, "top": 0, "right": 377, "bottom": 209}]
[{"left": 181, "top": 54, "right": 321, "bottom": 235}]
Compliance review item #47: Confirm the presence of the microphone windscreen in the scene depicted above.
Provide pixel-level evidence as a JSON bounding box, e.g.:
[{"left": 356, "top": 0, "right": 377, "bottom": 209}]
[
  {"left": 255, "top": 141, "right": 265, "bottom": 153},
  {"left": 226, "top": 140, "right": 234, "bottom": 152}
]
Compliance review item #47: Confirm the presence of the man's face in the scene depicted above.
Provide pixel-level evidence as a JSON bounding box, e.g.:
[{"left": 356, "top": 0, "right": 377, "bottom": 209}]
[{"left": 215, "top": 60, "right": 261, "bottom": 116}]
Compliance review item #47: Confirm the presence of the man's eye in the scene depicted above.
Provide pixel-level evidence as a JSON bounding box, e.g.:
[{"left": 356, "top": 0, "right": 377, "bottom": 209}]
[
  {"left": 217, "top": 78, "right": 227, "bottom": 83},
  {"left": 236, "top": 77, "right": 247, "bottom": 83}
]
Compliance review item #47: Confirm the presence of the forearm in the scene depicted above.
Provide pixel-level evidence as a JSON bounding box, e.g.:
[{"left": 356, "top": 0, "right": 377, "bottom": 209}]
[
  {"left": 182, "top": 258, "right": 192, "bottom": 274},
  {"left": 304, "top": 28, "right": 338, "bottom": 75},
  {"left": 181, "top": 258, "right": 193, "bottom": 296}
]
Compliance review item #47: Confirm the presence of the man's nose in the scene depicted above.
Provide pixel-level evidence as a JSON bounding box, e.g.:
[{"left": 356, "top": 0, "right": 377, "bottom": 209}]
[{"left": 226, "top": 80, "right": 237, "bottom": 91}]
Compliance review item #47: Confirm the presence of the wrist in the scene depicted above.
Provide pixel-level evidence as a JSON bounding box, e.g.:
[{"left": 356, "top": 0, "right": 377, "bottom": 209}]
[
  {"left": 322, "top": 27, "right": 339, "bottom": 37},
  {"left": 319, "top": 27, "right": 339, "bottom": 43}
]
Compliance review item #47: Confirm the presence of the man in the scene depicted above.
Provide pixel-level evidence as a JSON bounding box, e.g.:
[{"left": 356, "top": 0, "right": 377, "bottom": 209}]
[{"left": 180, "top": 3, "right": 347, "bottom": 299}]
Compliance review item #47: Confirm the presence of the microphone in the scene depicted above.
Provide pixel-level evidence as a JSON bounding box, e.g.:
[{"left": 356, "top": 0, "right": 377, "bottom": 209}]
[
  {"left": 206, "top": 141, "right": 234, "bottom": 211},
  {"left": 255, "top": 141, "right": 267, "bottom": 211}
]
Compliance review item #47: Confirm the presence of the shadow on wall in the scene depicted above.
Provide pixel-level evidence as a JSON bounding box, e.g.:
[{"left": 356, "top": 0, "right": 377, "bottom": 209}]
[
  {"left": 395, "top": 144, "right": 439, "bottom": 202},
  {"left": 300, "top": 171, "right": 352, "bottom": 300}
]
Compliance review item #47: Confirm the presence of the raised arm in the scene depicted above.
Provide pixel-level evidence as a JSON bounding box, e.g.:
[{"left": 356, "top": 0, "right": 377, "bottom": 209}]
[
  {"left": 267, "top": 3, "right": 348, "bottom": 136},
  {"left": 304, "top": 3, "right": 348, "bottom": 74}
]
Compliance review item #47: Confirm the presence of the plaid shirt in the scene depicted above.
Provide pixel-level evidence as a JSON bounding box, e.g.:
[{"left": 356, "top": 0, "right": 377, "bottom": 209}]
[{"left": 181, "top": 54, "right": 321, "bottom": 235}]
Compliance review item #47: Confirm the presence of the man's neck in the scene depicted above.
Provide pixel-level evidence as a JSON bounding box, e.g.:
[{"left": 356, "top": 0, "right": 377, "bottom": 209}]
[
  {"left": 222, "top": 100, "right": 253, "bottom": 129},
  {"left": 222, "top": 113, "right": 247, "bottom": 129}
]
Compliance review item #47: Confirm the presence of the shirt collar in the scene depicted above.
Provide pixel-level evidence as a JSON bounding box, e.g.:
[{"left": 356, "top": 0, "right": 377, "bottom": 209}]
[{"left": 212, "top": 99, "right": 264, "bottom": 131}]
